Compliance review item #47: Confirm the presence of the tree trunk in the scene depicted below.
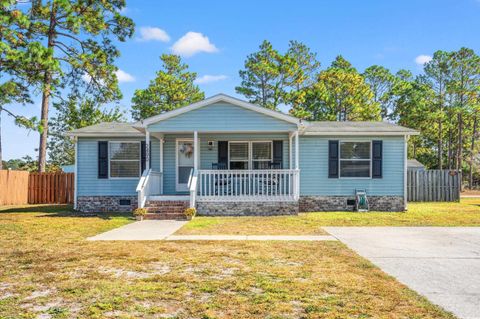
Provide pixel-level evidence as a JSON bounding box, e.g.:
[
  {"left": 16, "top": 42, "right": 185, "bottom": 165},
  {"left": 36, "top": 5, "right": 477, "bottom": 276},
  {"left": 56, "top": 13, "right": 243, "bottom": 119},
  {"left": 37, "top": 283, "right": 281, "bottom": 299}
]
[
  {"left": 438, "top": 119, "right": 443, "bottom": 169},
  {"left": 469, "top": 115, "right": 477, "bottom": 189},
  {"left": 37, "top": 3, "right": 56, "bottom": 172},
  {"left": 38, "top": 71, "right": 52, "bottom": 172},
  {"left": 457, "top": 112, "right": 463, "bottom": 191},
  {"left": 448, "top": 130, "right": 452, "bottom": 170}
]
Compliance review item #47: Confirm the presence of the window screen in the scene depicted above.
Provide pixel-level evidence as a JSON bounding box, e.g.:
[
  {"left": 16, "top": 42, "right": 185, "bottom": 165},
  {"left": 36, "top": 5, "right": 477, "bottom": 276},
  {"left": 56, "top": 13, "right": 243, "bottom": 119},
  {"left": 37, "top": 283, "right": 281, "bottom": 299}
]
[
  {"left": 109, "top": 142, "right": 140, "bottom": 178},
  {"left": 339, "top": 142, "right": 371, "bottom": 178}
]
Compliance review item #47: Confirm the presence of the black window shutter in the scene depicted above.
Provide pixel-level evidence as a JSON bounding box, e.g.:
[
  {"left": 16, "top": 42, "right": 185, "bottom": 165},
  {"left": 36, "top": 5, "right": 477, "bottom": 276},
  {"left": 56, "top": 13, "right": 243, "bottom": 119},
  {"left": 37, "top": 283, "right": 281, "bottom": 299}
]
[
  {"left": 328, "top": 140, "right": 339, "bottom": 178},
  {"left": 141, "top": 141, "right": 146, "bottom": 173},
  {"left": 372, "top": 140, "right": 383, "bottom": 178},
  {"left": 218, "top": 141, "right": 228, "bottom": 166},
  {"left": 98, "top": 141, "right": 108, "bottom": 179},
  {"left": 273, "top": 140, "right": 283, "bottom": 168}
]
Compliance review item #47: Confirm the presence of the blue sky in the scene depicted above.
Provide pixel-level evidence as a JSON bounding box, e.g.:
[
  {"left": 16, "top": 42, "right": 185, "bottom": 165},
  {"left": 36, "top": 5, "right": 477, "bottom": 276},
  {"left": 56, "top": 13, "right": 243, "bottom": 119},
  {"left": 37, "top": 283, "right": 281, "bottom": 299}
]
[{"left": 3, "top": 0, "right": 480, "bottom": 160}]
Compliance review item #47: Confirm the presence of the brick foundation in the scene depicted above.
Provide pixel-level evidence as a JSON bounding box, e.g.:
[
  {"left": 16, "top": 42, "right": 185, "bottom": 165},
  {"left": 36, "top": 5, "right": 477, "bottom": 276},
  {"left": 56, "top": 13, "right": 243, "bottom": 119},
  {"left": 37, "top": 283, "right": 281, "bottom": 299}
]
[
  {"left": 299, "top": 196, "right": 405, "bottom": 212},
  {"left": 76, "top": 196, "right": 137, "bottom": 212},
  {"left": 196, "top": 201, "right": 299, "bottom": 216}
]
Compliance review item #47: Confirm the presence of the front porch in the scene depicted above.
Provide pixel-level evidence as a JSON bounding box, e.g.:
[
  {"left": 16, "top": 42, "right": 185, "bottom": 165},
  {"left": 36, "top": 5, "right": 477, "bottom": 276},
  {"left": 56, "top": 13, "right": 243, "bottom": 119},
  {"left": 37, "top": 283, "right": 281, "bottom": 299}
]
[{"left": 136, "top": 130, "right": 300, "bottom": 214}]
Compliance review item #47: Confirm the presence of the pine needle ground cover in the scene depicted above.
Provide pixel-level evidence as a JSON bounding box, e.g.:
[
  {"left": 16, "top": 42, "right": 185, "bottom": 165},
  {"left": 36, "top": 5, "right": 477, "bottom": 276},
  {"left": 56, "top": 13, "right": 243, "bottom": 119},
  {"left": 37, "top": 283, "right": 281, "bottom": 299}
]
[
  {"left": 0, "top": 205, "right": 455, "bottom": 318},
  {"left": 178, "top": 199, "right": 480, "bottom": 235}
]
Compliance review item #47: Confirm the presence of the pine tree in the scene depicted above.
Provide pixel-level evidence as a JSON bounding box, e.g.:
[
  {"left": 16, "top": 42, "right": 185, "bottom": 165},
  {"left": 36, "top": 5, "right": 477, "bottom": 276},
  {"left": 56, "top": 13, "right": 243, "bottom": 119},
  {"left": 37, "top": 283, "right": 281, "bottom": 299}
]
[
  {"left": 27, "top": 0, "right": 134, "bottom": 171},
  {"left": 131, "top": 54, "right": 204, "bottom": 120}
]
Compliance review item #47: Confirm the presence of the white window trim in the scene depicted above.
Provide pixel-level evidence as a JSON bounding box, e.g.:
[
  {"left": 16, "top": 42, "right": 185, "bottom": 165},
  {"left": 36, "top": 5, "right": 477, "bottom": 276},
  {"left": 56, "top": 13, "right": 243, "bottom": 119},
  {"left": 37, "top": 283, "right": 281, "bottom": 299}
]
[
  {"left": 227, "top": 141, "right": 273, "bottom": 170},
  {"left": 338, "top": 140, "right": 372, "bottom": 179},
  {"left": 176, "top": 138, "right": 199, "bottom": 192},
  {"left": 108, "top": 141, "right": 141, "bottom": 179}
]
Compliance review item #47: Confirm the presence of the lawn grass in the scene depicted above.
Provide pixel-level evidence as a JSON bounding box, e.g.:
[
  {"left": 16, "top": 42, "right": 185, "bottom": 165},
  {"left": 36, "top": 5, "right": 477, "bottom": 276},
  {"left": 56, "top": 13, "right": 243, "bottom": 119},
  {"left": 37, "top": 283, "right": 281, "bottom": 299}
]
[
  {"left": 0, "top": 205, "right": 455, "bottom": 318},
  {"left": 177, "top": 198, "right": 480, "bottom": 235}
]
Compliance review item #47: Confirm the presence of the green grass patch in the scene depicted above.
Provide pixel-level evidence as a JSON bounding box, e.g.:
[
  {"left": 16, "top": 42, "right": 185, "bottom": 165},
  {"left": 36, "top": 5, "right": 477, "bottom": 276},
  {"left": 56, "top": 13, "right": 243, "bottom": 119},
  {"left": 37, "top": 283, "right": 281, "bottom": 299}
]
[
  {"left": 0, "top": 204, "right": 455, "bottom": 318},
  {"left": 178, "top": 198, "right": 480, "bottom": 235}
]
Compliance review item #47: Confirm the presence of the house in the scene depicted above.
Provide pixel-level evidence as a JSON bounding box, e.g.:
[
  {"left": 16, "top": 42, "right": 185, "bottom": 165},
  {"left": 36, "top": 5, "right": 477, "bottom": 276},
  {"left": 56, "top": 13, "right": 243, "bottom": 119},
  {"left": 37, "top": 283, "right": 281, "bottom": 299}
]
[
  {"left": 67, "top": 94, "right": 418, "bottom": 217},
  {"left": 407, "top": 159, "right": 426, "bottom": 171}
]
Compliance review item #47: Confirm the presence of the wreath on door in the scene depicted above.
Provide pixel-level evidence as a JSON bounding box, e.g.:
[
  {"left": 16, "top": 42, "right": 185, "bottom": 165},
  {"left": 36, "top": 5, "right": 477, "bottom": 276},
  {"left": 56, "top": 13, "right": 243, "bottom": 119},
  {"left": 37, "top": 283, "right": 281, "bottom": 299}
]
[{"left": 180, "top": 143, "right": 194, "bottom": 158}]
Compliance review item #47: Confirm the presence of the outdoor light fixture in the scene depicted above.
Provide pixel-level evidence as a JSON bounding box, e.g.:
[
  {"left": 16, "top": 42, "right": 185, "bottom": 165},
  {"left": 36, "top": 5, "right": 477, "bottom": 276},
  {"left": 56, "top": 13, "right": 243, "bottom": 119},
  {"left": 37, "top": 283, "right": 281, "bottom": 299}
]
[{"left": 208, "top": 141, "right": 214, "bottom": 150}]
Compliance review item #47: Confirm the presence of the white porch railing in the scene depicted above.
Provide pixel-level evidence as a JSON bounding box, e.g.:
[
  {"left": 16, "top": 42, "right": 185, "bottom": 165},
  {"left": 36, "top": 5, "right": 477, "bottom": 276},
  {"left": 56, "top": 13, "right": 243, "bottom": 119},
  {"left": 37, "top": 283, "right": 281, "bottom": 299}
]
[
  {"left": 195, "top": 169, "right": 299, "bottom": 202},
  {"left": 136, "top": 169, "right": 163, "bottom": 208}
]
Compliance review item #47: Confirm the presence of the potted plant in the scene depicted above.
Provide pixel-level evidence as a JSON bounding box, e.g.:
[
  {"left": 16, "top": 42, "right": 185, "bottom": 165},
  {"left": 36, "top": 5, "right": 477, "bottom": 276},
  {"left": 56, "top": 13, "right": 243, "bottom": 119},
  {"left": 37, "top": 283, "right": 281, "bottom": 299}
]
[
  {"left": 183, "top": 207, "right": 196, "bottom": 220},
  {"left": 133, "top": 208, "right": 147, "bottom": 221}
]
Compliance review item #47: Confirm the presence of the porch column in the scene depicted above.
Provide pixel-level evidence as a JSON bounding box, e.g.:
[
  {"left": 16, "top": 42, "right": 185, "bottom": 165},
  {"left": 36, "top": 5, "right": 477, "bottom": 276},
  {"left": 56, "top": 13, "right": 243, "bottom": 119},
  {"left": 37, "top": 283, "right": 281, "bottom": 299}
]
[
  {"left": 294, "top": 131, "right": 299, "bottom": 169},
  {"left": 160, "top": 134, "right": 164, "bottom": 194},
  {"left": 289, "top": 132, "right": 293, "bottom": 169},
  {"left": 145, "top": 130, "right": 150, "bottom": 170},
  {"left": 159, "top": 135, "right": 164, "bottom": 173},
  {"left": 194, "top": 131, "right": 198, "bottom": 171}
]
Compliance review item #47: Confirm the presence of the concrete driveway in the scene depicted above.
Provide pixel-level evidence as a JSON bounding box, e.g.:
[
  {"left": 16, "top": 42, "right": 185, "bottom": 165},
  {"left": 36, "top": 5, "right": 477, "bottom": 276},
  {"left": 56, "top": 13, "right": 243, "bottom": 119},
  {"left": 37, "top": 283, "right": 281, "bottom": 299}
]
[{"left": 324, "top": 227, "right": 480, "bottom": 319}]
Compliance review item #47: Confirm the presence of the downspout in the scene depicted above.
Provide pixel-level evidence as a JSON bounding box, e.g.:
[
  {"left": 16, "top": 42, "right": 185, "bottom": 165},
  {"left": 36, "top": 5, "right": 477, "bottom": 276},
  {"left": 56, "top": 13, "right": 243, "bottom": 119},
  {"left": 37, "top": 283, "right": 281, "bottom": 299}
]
[
  {"left": 404, "top": 135, "right": 408, "bottom": 211},
  {"left": 74, "top": 136, "right": 78, "bottom": 210}
]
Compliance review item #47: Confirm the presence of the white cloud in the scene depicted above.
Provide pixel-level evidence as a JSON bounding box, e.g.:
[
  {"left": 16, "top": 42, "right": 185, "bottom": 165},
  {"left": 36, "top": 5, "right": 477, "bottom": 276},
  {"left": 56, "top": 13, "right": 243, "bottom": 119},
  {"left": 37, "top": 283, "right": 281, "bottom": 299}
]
[
  {"left": 81, "top": 73, "right": 92, "bottom": 82},
  {"left": 415, "top": 54, "right": 432, "bottom": 65},
  {"left": 171, "top": 32, "right": 218, "bottom": 57},
  {"left": 138, "top": 27, "right": 170, "bottom": 42},
  {"left": 82, "top": 70, "right": 134, "bottom": 84},
  {"left": 115, "top": 69, "right": 135, "bottom": 83},
  {"left": 194, "top": 74, "right": 228, "bottom": 84}
]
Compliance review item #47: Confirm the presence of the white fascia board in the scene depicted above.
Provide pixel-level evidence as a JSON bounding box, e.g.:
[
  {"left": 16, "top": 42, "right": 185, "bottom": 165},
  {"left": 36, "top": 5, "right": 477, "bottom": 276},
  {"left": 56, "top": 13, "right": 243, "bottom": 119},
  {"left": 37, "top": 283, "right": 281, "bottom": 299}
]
[
  {"left": 65, "top": 132, "right": 145, "bottom": 138},
  {"left": 301, "top": 131, "right": 420, "bottom": 136},
  {"left": 135, "top": 94, "right": 301, "bottom": 128}
]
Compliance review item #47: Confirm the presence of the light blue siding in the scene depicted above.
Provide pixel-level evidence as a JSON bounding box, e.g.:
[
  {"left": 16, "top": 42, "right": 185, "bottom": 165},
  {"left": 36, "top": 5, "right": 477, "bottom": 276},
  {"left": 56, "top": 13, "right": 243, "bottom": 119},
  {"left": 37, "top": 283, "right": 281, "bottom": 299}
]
[
  {"left": 299, "top": 136, "right": 405, "bottom": 196},
  {"left": 147, "top": 103, "right": 297, "bottom": 132},
  {"left": 77, "top": 137, "right": 154, "bottom": 196},
  {"left": 161, "top": 133, "right": 290, "bottom": 195},
  {"left": 77, "top": 134, "right": 405, "bottom": 198}
]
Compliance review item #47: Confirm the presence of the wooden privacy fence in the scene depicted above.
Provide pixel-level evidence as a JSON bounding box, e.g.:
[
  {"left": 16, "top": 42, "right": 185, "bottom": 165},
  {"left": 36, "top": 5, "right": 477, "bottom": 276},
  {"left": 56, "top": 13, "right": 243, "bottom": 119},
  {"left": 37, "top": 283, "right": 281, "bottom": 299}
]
[
  {"left": 28, "top": 172, "right": 74, "bottom": 204},
  {"left": 407, "top": 169, "right": 460, "bottom": 202},
  {"left": 0, "top": 170, "right": 30, "bottom": 205}
]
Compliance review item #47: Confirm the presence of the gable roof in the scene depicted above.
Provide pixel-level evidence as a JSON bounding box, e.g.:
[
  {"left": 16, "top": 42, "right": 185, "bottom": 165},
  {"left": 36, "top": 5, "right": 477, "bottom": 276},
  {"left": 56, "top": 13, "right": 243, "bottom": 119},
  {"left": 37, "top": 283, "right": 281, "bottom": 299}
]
[
  {"left": 66, "top": 122, "right": 144, "bottom": 137},
  {"left": 303, "top": 121, "right": 419, "bottom": 136},
  {"left": 132, "top": 93, "right": 301, "bottom": 129},
  {"left": 407, "top": 159, "right": 425, "bottom": 168}
]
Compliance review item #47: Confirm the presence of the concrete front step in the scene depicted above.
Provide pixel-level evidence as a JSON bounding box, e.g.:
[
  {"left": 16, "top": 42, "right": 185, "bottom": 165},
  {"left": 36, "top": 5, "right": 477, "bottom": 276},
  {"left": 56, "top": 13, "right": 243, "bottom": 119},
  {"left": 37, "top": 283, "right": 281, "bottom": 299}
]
[{"left": 146, "top": 200, "right": 189, "bottom": 207}]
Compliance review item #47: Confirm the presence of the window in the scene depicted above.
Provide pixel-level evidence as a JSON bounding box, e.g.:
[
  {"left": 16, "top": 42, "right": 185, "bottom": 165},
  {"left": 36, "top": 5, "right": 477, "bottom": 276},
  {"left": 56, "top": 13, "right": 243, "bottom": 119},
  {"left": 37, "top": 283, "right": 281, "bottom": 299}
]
[
  {"left": 339, "top": 141, "right": 371, "bottom": 178},
  {"left": 109, "top": 142, "right": 140, "bottom": 178},
  {"left": 228, "top": 141, "right": 273, "bottom": 169},
  {"left": 252, "top": 142, "right": 272, "bottom": 169},
  {"left": 229, "top": 142, "right": 249, "bottom": 169}
]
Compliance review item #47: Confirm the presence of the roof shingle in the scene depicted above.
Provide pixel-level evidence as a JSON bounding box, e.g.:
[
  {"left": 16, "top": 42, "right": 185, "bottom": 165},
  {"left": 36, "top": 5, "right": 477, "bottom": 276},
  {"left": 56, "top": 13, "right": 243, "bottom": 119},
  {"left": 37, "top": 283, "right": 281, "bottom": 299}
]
[{"left": 303, "top": 121, "right": 418, "bottom": 135}]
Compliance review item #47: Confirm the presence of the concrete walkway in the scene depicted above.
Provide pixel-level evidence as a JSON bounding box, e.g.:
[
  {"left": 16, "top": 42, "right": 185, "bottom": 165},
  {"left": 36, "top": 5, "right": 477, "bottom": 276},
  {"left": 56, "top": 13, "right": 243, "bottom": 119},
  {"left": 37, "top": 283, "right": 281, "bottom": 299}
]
[
  {"left": 166, "top": 234, "right": 336, "bottom": 241},
  {"left": 88, "top": 220, "right": 187, "bottom": 241},
  {"left": 325, "top": 227, "right": 480, "bottom": 319},
  {"left": 87, "top": 221, "right": 336, "bottom": 241}
]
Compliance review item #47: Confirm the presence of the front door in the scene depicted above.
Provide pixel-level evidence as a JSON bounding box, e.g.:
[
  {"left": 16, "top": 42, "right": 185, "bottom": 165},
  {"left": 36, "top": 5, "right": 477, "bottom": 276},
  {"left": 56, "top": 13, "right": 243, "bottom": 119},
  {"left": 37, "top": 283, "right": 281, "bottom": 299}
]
[{"left": 176, "top": 139, "right": 194, "bottom": 191}]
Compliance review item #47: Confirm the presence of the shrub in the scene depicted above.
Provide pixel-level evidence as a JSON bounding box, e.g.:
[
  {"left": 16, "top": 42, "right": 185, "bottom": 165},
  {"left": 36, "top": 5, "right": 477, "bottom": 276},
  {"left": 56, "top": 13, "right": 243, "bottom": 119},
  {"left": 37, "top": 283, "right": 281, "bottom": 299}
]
[
  {"left": 184, "top": 207, "right": 196, "bottom": 219},
  {"left": 132, "top": 208, "right": 147, "bottom": 217}
]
